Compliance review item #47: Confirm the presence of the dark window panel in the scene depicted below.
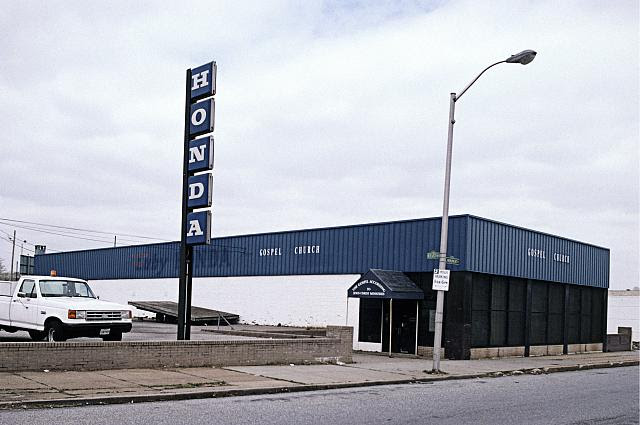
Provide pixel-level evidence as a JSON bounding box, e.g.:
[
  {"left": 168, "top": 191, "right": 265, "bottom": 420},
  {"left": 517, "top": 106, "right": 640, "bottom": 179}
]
[
  {"left": 531, "top": 282, "right": 548, "bottom": 313},
  {"left": 547, "top": 313, "right": 563, "bottom": 345},
  {"left": 567, "top": 314, "right": 580, "bottom": 344},
  {"left": 581, "top": 287, "right": 592, "bottom": 315},
  {"left": 471, "top": 310, "right": 490, "bottom": 347},
  {"left": 358, "top": 298, "right": 383, "bottom": 343},
  {"left": 567, "top": 286, "right": 581, "bottom": 314},
  {"left": 530, "top": 312, "right": 547, "bottom": 345},
  {"left": 580, "top": 313, "right": 592, "bottom": 343},
  {"left": 490, "top": 311, "right": 507, "bottom": 346},
  {"left": 548, "top": 284, "right": 564, "bottom": 314},
  {"left": 507, "top": 311, "right": 525, "bottom": 346},
  {"left": 591, "top": 288, "right": 604, "bottom": 342},
  {"left": 491, "top": 277, "right": 508, "bottom": 311},
  {"left": 508, "top": 279, "right": 526, "bottom": 312},
  {"left": 472, "top": 275, "right": 491, "bottom": 311}
]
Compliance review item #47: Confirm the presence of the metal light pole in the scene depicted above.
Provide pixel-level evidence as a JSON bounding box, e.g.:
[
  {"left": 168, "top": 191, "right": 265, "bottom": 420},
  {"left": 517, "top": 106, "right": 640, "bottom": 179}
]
[
  {"left": 432, "top": 50, "right": 537, "bottom": 372},
  {"left": 9, "top": 230, "right": 16, "bottom": 281}
]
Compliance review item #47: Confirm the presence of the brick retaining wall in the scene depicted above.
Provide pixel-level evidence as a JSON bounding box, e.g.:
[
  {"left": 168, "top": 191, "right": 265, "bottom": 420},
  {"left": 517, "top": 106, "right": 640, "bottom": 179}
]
[{"left": 0, "top": 326, "right": 353, "bottom": 372}]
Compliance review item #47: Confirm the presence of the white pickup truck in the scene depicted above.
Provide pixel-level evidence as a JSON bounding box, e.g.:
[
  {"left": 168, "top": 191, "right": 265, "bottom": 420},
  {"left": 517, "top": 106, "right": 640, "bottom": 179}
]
[{"left": 0, "top": 275, "right": 133, "bottom": 342}]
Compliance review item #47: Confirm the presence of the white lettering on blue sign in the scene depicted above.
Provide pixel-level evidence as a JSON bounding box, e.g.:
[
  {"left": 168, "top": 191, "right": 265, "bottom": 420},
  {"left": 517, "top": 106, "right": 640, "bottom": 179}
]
[
  {"left": 187, "top": 220, "right": 203, "bottom": 237},
  {"left": 190, "top": 62, "right": 216, "bottom": 101},
  {"left": 188, "top": 137, "right": 213, "bottom": 173},
  {"left": 189, "top": 145, "right": 206, "bottom": 163},
  {"left": 186, "top": 211, "right": 211, "bottom": 245},
  {"left": 259, "top": 248, "right": 282, "bottom": 256},
  {"left": 187, "top": 174, "right": 212, "bottom": 209},
  {"left": 294, "top": 245, "right": 320, "bottom": 255},
  {"left": 188, "top": 182, "right": 204, "bottom": 200},
  {"left": 191, "top": 70, "right": 209, "bottom": 90},
  {"left": 527, "top": 248, "right": 546, "bottom": 259},
  {"left": 189, "top": 99, "right": 214, "bottom": 137},
  {"left": 553, "top": 253, "right": 570, "bottom": 263},
  {"left": 191, "top": 108, "right": 207, "bottom": 126}
]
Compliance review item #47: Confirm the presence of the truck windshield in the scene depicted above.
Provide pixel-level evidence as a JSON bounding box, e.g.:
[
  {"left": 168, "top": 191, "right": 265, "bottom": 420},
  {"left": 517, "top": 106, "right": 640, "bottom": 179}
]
[{"left": 39, "top": 280, "right": 96, "bottom": 298}]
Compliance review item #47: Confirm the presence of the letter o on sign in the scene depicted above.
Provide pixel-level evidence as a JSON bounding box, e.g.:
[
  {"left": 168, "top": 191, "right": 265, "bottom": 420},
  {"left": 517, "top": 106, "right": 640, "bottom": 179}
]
[{"left": 192, "top": 108, "right": 207, "bottom": 126}]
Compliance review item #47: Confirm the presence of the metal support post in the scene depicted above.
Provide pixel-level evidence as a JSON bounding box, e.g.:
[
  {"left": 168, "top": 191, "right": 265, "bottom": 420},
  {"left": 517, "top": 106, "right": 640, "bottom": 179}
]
[
  {"left": 10, "top": 230, "right": 16, "bottom": 281},
  {"left": 389, "top": 298, "right": 393, "bottom": 357},
  {"left": 432, "top": 92, "right": 456, "bottom": 371},
  {"left": 415, "top": 300, "right": 419, "bottom": 355},
  {"left": 178, "top": 69, "right": 193, "bottom": 341}
]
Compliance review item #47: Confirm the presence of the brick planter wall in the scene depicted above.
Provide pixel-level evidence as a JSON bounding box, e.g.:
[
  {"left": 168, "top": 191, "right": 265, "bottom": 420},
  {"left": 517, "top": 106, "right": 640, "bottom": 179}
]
[{"left": 0, "top": 326, "right": 353, "bottom": 372}]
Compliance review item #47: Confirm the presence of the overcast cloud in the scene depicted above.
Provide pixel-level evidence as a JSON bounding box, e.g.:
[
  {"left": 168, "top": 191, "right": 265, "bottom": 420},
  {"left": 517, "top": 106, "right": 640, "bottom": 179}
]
[{"left": 0, "top": 0, "right": 637, "bottom": 288}]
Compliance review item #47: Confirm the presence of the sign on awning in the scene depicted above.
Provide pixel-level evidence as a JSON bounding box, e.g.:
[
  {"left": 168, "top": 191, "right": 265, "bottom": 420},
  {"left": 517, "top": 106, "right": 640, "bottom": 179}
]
[{"left": 348, "top": 269, "right": 423, "bottom": 300}]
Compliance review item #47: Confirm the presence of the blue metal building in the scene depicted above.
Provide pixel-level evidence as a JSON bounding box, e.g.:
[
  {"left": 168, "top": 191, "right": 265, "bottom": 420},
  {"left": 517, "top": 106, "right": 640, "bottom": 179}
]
[{"left": 34, "top": 214, "right": 609, "bottom": 359}]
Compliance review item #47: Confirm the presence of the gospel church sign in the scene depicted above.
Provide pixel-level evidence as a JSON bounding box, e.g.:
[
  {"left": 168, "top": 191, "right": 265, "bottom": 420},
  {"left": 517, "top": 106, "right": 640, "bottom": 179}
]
[{"left": 178, "top": 61, "right": 217, "bottom": 340}]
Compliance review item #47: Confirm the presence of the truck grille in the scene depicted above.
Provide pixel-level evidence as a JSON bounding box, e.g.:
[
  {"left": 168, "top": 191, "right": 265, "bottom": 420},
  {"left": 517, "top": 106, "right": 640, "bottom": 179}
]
[{"left": 86, "top": 311, "right": 122, "bottom": 320}]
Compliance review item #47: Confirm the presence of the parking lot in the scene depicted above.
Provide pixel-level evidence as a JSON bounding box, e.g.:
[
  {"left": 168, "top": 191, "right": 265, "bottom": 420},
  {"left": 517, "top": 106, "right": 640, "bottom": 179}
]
[{"left": 0, "top": 320, "right": 253, "bottom": 342}]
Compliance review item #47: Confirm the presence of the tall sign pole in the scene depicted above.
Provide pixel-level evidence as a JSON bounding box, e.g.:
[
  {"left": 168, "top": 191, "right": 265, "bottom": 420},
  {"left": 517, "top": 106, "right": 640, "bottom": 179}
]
[{"left": 178, "top": 62, "right": 216, "bottom": 340}]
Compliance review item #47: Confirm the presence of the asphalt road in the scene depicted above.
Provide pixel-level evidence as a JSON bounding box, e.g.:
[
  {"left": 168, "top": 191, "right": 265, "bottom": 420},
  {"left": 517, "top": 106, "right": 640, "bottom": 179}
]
[{"left": 1, "top": 366, "right": 637, "bottom": 424}]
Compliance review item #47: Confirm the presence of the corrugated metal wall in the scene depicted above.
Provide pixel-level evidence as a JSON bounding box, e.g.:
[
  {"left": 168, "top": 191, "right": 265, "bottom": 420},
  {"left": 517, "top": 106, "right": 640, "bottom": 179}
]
[
  {"left": 465, "top": 216, "right": 609, "bottom": 288},
  {"left": 34, "top": 216, "right": 467, "bottom": 280},
  {"left": 34, "top": 215, "right": 609, "bottom": 288}
]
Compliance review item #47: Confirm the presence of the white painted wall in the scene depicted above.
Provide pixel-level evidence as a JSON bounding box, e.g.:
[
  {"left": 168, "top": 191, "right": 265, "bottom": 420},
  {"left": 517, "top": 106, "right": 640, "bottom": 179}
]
[
  {"left": 608, "top": 292, "right": 639, "bottom": 340},
  {"left": 89, "top": 274, "right": 359, "bottom": 327}
]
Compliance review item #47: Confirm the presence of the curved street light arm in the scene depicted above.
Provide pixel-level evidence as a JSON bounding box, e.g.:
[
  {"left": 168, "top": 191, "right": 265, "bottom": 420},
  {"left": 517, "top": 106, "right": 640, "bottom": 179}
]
[{"left": 455, "top": 60, "right": 506, "bottom": 102}]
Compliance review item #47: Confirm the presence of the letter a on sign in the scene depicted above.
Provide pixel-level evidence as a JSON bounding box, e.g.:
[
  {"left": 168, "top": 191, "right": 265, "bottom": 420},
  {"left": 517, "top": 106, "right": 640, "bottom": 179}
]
[
  {"left": 186, "top": 211, "right": 211, "bottom": 245},
  {"left": 190, "top": 62, "right": 217, "bottom": 102}
]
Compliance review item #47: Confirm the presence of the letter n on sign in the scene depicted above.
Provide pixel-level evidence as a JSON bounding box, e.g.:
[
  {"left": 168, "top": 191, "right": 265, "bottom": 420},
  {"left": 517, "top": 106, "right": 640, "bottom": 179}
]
[{"left": 188, "top": 136, "right": 214, "bottom": 173}]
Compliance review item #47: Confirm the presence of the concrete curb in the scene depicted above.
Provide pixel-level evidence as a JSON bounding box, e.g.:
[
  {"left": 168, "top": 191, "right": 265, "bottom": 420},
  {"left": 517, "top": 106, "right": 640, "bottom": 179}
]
[{"left": 1, "top": 360, "right": 637, "bottom": 410}]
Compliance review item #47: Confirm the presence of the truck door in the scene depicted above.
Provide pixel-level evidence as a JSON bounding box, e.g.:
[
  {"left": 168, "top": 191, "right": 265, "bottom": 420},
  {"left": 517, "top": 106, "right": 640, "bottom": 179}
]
[{"left": 11, "top": 279, "right": 38, "bottom": 328}]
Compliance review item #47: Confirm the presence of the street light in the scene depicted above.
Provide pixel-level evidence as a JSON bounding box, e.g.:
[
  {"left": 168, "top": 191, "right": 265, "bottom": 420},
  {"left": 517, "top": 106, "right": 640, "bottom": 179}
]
[{"left": 432, "top": 49, "right": 537, "bottom": 372}]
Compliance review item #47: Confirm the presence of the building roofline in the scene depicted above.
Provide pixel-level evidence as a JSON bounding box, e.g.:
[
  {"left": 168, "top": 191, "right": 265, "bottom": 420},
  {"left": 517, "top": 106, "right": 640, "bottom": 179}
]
[{"left": 37, "top": 213, "right": 609, "bottom": 257}]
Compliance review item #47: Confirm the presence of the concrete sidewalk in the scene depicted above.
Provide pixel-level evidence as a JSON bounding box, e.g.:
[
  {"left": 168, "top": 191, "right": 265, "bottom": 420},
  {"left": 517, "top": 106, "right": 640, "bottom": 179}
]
[{"left": 0, "top": 351, "right": 637, "bottom": 409}]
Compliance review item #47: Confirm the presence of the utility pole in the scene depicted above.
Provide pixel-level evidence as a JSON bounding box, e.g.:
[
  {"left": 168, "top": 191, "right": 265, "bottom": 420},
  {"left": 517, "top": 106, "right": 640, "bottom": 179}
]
[
  {"left": 9, "top": 230, "right": 16, "bottom": 281},
  {"left": 114, "top": 235, "right": 117, "bottom": 247}
]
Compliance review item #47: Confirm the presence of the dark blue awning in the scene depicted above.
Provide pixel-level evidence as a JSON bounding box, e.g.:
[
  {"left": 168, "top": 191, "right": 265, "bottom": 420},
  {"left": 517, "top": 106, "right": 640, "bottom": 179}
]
[{"left": 348, "top": 269, "right": 424, "bottom": 300}]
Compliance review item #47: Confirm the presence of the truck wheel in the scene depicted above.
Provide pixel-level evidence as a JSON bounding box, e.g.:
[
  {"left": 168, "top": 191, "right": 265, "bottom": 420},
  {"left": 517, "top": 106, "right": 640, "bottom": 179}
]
[
  {"left": 28, "top": 330, "right": 46, "bottom": 341},
  {"left": 102, "top": 330, "right": 122, "bottom": 341},
  {"left": 46, "top": 321, "right": 66, "bottom": 342}
]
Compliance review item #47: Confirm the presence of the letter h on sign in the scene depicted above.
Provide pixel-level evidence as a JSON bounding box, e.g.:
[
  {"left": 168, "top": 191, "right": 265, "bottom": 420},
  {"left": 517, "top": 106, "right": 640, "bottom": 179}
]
[{"left": 190, "top": 62, "right": 216, "bottom": 102}]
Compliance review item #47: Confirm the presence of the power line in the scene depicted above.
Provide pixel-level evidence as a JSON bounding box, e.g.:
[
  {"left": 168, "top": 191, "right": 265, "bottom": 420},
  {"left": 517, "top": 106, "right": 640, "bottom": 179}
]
[
  {"left": 0, "top": 229, "right": 61, "bottom": 253},
  {"left": 0, "top": 236, "right": 35, "bottom": 253},
  {"left": 0, "top": 217, "right": 172, "bottom": 242},
  {"left": 0, "top": 222, "right": 145, "bottom": 245},
  {"left": 0, "top": 222, "right": 133, "bottom": 246},
  {"left": 0, "top": 228, "right": 38, "bottom": 248}
]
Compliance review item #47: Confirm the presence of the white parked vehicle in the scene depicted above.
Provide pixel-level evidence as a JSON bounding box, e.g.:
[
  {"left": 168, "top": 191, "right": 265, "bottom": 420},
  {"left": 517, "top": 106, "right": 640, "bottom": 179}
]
[{"left": 0, "top": 275, "right": 133, "bottom": 342}]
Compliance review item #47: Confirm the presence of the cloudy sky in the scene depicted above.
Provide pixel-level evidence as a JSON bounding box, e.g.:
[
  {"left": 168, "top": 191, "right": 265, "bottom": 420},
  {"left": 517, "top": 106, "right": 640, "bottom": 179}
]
[{"left": 0, "top": 0, "right": 637, "bottom": 289}]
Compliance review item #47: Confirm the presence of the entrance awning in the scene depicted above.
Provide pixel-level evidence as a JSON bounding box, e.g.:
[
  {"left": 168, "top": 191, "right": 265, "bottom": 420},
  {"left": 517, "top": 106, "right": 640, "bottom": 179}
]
[{"left": 348, "top": 269, "right": 424, "bottom": 300}]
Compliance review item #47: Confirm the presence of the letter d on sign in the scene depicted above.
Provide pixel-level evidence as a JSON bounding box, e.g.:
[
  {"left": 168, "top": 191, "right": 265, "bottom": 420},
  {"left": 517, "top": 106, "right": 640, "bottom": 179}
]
[{"left": 187, "top": 174, "right": 213, "bottom": 209}]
